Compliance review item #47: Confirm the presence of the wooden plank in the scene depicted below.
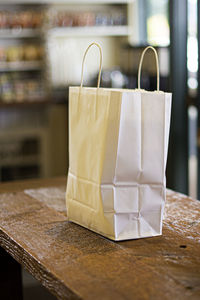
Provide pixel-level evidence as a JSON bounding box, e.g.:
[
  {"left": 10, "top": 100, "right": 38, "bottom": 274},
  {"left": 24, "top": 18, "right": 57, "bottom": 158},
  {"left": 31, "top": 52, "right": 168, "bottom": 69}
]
[{"left": 0, "top": 178, "right": 200, "bottom": 300}]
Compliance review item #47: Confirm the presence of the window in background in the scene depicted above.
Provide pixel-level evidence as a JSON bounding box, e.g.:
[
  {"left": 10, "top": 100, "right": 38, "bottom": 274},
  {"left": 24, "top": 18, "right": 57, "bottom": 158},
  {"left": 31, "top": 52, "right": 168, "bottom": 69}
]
[
  {"left": 187, "top": 0, "right": 198, "bottom": 97},
  {"left": 146, "top": 0, "right": 169, "bottom": 46},
  {"left": 187, "top": 0, "right": 198, "bottom": 198}
]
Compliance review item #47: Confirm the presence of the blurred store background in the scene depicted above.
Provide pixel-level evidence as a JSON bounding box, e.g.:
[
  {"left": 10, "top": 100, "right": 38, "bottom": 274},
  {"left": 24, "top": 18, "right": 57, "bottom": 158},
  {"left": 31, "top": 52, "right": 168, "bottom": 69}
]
[
  {"left": 0, "top": 0, "right": 199, "bottom": 199},
  {"left": 0, "top": 0, "right": 199, "bottom": 299}
]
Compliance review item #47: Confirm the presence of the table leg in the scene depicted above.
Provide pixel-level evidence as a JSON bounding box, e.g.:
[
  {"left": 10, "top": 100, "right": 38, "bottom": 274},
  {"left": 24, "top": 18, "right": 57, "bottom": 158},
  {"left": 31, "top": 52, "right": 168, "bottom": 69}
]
[{"left": 0, "top": 247, "right": 23, "bottom": 300}]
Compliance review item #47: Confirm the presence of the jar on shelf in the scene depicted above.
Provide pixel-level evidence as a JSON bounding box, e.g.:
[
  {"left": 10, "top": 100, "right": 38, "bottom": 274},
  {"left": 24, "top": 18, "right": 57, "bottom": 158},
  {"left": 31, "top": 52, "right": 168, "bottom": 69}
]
[{"left": 0, "top": 74, "right": 14, "bottom": 103}]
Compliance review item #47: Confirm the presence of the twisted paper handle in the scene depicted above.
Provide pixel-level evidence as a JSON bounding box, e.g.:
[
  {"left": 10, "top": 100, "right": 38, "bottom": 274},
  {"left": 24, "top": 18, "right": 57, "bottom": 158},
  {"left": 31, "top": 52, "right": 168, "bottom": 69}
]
[
  {"left": 138, "top": 46, "right": 160, "bottom": 91},
  {"left": 80, "top": 42, "right": 102, "bottom": 88}
]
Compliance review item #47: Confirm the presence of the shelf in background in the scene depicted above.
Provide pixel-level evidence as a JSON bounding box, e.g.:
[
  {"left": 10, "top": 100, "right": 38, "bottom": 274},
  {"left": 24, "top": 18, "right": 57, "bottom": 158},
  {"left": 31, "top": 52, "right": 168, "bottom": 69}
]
[
  {"left": 48, "top": 26, "right": 130, "bottom": 37},
  {"left": 0, "top": 28, "right": 43, "bottom": 39},
  {"left": 0, "top": 0, "right": 132, "bottom": 4},
  {"left": 0, "top": 98, "right": 67, "bottom": 108},
  {"left": 0, "top": 99, "right": 49, "bottom": 107},
  {"left": 0, "top": 155, "right": 40, "bottom": 167},
  {"left": 0, "top": 61, "right": 43, "bottom": 72}
]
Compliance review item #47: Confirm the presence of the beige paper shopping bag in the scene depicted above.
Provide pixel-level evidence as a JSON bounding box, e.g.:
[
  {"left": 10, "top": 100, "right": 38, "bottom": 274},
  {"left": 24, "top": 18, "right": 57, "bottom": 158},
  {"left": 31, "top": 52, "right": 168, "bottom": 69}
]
[{"left": 66, "top": 42, "right": 172, "bottom": 241}]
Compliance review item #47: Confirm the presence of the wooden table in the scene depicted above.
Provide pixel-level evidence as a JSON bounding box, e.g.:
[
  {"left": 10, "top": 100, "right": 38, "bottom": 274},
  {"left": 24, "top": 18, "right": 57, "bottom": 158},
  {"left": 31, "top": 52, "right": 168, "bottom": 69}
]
[{"left": 0, "top": 177, "right": 200, "bottom": 300}]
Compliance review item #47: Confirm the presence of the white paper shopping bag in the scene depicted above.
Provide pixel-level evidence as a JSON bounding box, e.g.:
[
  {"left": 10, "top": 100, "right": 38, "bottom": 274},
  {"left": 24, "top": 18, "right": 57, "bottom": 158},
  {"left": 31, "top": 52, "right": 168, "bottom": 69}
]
[{"left": 66, "top": 43, "right": 172, "bottom": 241}]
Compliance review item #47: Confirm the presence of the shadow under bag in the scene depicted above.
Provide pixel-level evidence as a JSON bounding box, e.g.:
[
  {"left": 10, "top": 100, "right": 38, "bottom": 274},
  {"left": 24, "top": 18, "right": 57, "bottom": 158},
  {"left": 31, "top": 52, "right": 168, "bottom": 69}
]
[{"left": 66, "top": 42, "right": 172, "bottom": 241}]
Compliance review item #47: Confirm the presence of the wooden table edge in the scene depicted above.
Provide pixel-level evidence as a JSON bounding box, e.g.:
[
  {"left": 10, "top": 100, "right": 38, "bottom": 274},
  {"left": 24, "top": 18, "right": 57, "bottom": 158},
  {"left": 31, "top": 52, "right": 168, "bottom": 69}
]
[{"left": 0, "top": 227, "right": 81, "bottom": 300}]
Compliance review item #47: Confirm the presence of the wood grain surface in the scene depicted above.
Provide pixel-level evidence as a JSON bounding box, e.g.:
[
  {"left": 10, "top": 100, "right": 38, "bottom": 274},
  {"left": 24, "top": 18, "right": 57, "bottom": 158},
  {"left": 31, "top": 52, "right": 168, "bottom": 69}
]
[{"left": 0, "top": 177, "right": 200, "bottom": 300}]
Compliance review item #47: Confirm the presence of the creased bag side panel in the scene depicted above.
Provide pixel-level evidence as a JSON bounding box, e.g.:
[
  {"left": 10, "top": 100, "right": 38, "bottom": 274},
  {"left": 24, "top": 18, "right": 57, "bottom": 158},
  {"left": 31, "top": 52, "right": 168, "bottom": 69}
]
[
  {"left": 111, "top": 90, "right": 169, "bottom": 240},
  {"left": 114, "top": 91, "right": 142, "bottom": 183},
  {"left": 140, "top": 92, "right": 166, "bottom": 184}
]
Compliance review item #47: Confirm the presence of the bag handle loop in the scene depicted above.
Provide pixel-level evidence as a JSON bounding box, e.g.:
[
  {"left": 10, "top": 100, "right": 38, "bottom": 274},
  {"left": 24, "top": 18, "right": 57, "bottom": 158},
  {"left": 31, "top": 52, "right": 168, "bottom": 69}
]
[
  {"left": 80, "top": 42, "right": 102, "bottom": 88},
  {"left": 138, "top": 46, "right": 160, "bottom": 91}
]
